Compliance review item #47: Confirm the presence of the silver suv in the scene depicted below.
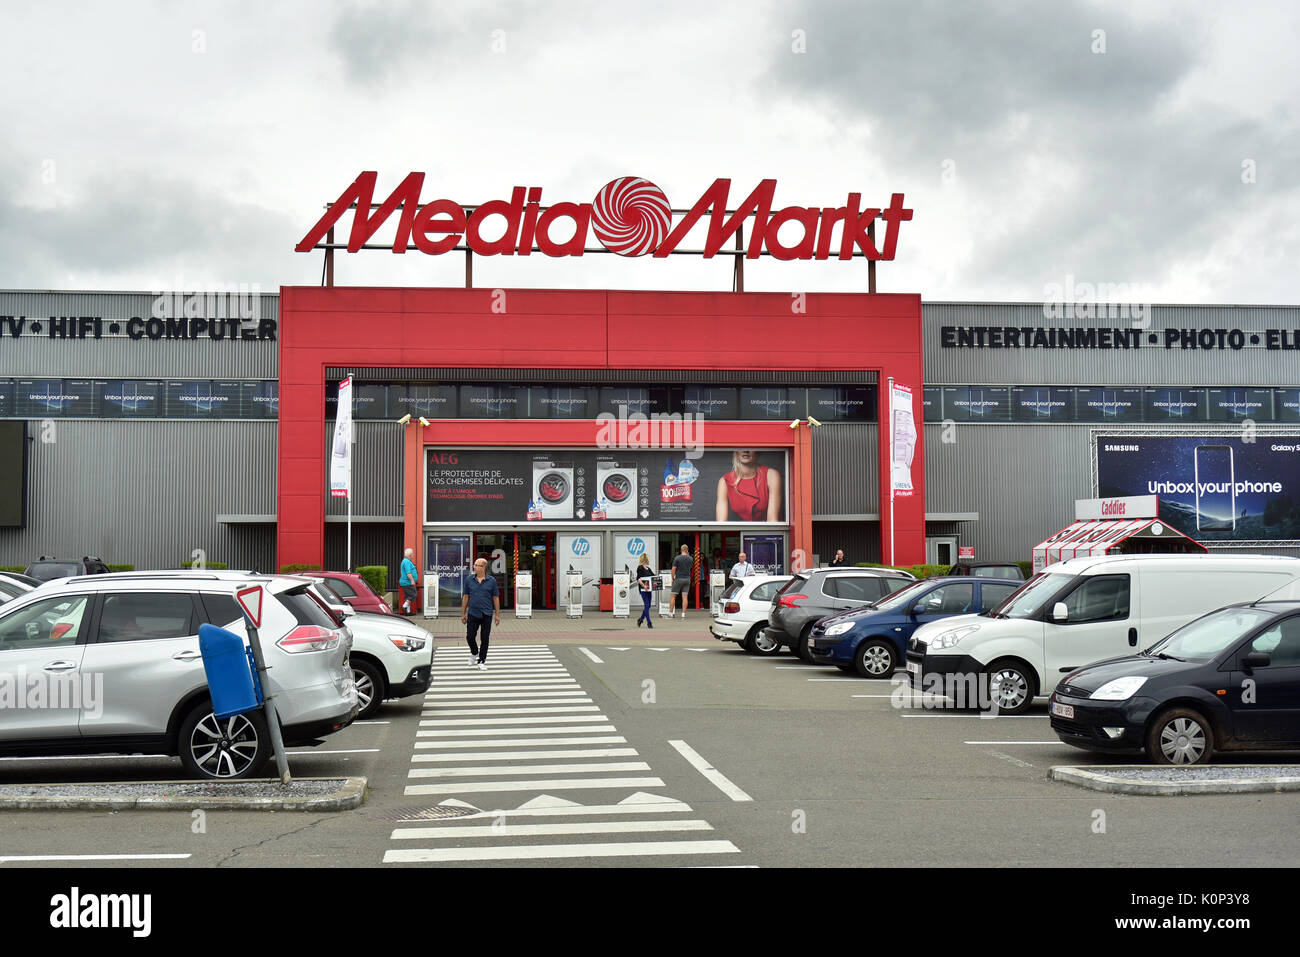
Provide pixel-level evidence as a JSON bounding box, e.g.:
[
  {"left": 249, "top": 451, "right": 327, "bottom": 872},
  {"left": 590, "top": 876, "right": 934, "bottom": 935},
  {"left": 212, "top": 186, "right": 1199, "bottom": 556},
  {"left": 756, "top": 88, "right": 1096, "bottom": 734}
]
[{"left": 0, "top": 571, "right": 359, "bottom": 779}]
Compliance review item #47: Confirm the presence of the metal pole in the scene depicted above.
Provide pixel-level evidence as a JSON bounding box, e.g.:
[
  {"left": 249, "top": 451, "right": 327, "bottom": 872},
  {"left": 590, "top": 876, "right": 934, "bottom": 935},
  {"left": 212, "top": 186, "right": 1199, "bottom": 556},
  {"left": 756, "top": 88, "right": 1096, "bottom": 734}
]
[
  {"left": 887, "top": 375, "right": 895, "bottom": 566},
  {"left": 245, "top": 617, "right": 291, "bottom": 785},
  {"left": 868, "top": 221, "right": 876, "bottom": 294},
  {"left": 347, "top": 370, "right": 354, "bottom": 571},
  {"left": 325, "top": 227, "right": 335, "bottom": 287}
]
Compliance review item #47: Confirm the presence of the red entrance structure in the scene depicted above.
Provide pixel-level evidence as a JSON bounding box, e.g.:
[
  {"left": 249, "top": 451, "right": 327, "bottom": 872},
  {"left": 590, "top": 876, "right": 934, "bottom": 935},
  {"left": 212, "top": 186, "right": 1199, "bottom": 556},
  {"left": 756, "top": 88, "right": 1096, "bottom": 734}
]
[{"left": 274, "top": 286, "right": 926, "bottom": 571}]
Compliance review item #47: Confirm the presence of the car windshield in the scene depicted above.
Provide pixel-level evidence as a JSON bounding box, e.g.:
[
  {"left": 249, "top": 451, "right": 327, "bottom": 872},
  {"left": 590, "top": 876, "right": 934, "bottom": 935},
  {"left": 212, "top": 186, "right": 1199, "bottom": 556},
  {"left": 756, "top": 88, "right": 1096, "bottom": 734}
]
[
  {"left": 0, "top": 581, "right": 25, "bottom": 604},
  {"left": 1146, "top": 606, "right": 1276, "bottom": 661},
  {"left": 722, "top": 581, "right": 744, "bottom": 599},
  {"left": 987, "top": 572, "right": 1069, "bottom": 619},
  {"left": 28, "top": 563, "right": 82, "bottom": 581},
  {"left": 871, "top": 579, "right": 934, "bottom": 611}
]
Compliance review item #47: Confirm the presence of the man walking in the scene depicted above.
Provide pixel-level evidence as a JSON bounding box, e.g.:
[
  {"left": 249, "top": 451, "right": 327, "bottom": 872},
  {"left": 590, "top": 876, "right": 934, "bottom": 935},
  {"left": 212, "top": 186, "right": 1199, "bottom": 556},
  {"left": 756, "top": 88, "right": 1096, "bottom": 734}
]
[
  {"left": 461, "top": 558, "right": 501, "bottom": 670},
  {"left": 399, "top": 547, "right": 418, "bottom": 615},
  {"left": 670, "top": 544, "right": 693, "bottom": 618},
  {"left": 730, "top": 551, "right": 755, "bottom": 580}
]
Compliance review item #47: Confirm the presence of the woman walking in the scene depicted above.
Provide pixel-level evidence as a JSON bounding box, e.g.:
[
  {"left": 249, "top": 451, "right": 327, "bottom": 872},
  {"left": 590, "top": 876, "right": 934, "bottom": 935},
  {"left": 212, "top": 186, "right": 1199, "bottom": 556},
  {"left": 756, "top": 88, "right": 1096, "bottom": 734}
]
[{"left": 635, "top": 553, "right": 655, "bottom": 628}]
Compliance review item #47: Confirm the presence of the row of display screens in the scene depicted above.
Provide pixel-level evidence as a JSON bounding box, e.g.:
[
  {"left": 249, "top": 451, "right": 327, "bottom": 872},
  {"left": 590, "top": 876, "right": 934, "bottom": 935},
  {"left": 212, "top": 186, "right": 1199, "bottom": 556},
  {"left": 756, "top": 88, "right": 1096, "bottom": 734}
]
[
  {"left": 4, "top": 379, "right": 1296, "bottom": 424},
  {"left": 0, "top": 379, "right": 278, "bottom": 419},
  {"left": 923, "top": 386, "right": 1300, "bottom": 423},
  {"left": 325, "top": 383, "right": 880, "bottom": 422}
]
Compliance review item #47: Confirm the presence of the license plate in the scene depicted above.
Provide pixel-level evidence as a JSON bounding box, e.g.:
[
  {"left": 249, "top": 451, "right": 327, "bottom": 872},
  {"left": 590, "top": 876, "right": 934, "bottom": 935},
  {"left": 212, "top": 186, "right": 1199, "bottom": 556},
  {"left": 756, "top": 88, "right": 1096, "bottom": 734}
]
[
  {"left": 1051, "top": 701, "right": 1074, "bottom": 719},
  {"left": 906, "top": 660, "right": 920, "bottom": 675}
]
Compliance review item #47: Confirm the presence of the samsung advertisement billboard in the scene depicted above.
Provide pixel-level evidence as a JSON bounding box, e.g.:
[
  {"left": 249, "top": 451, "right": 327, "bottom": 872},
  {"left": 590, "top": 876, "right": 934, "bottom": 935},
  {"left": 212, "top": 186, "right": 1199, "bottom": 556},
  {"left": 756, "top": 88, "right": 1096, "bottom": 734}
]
[{"left": 1095, "top": 433, "right": 1300, "bottom": 542}]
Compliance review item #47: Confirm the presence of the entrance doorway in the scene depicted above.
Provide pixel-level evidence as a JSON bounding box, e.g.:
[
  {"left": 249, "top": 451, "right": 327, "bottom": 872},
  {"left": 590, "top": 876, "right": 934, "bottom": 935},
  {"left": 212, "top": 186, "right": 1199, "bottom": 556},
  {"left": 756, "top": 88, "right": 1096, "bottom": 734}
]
[
  {"left": 472, "top": 532, "right": 558, "bottom": 609},
  {"left": 927, "top": 536, "right": 958, "bottom": 566}
]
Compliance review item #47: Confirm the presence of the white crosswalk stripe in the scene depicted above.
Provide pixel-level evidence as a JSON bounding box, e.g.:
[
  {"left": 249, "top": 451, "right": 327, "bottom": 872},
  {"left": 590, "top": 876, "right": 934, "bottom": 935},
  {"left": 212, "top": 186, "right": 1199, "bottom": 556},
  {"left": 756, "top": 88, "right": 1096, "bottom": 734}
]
[{"left": 383, "top": 646, "right": 743, "bottom": 865}]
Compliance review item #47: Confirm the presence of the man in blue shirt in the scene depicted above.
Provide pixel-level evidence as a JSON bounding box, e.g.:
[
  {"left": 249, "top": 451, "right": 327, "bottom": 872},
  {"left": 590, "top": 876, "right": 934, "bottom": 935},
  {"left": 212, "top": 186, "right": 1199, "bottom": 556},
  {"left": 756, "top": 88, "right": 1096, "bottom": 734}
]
[
  {"left": 399, "top": 547, "right": 418, "bottom": 615},
  {"left": 461, "top": 558, "right": 501, "bottom": 670}
]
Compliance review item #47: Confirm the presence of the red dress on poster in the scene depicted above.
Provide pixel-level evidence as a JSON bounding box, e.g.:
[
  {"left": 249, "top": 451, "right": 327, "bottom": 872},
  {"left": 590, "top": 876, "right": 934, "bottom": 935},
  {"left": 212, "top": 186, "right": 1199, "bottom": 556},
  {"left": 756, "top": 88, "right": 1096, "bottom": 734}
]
[{"left": 725, "top": 466, "right": 771, "bottom": 522}]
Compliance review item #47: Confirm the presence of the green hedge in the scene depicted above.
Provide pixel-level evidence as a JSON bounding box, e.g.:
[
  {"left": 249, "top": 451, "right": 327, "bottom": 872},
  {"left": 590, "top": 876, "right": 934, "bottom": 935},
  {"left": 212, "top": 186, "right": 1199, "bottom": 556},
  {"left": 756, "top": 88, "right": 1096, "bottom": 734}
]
[
  {"left": 854, "top": 562, "right": 952, "bottom": 579},
  {"left": 1017, "top": 561, "right": 1033, "bottom": 578},
  {"left": 181, "top": 561, "right": 228, "bottom": 570},
  {"left": 0, "top": 566, "right": 26, "bottom": 573},
  {"left": 106, "top": 564, "right": 135, "bottom": 573},
  {"left": 356, "top": 565, "right": 388, "bottom": 595},
  {"left": 279, "top": 563, "right": 322, "bottom": 574}
]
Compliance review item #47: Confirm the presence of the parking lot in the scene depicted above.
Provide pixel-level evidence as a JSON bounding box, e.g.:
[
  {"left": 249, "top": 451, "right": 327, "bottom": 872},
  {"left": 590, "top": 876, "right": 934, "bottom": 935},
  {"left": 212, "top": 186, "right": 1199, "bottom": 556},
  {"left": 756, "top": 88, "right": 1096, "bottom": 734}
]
[{"left": 2, "top": 633, "right": 1297, "bottom": 868}]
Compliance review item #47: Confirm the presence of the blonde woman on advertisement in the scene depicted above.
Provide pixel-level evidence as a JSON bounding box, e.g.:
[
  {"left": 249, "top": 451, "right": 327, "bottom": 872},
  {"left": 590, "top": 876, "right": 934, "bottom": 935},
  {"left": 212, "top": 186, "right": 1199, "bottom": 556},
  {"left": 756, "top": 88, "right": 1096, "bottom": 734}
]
[
  {"left": 716, "top": 450, "right": 783, "bottom": 522},
  {"left": 635, "top": 552, "right": 655, "bottom": 628}
]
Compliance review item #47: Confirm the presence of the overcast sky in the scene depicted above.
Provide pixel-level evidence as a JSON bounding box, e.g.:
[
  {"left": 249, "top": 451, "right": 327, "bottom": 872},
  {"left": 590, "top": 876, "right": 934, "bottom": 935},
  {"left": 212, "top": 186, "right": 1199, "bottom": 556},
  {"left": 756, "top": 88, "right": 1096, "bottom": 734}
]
[{"left": 2, "top": 0, "right": 1296, "bottom": 304}]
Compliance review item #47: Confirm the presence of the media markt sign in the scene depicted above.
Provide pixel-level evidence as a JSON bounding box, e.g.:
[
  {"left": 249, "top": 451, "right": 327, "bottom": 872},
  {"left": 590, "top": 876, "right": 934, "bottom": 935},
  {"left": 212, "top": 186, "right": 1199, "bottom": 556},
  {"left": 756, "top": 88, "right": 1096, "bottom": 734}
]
[{"left": 297, "top": 173, "right": 912, "bottom": 261}]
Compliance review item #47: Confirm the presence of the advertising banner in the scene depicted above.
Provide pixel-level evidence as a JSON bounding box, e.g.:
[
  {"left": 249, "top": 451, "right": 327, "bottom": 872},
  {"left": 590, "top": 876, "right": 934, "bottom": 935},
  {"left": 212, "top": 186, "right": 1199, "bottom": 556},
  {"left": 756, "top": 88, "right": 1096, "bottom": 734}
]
[
  {"left": 557, "top": 534, "right": 601, "bottom": 607},
  {"left": 329, "top": 375, "right": 352, "bottom": 500},
  {"left": 613, "top": 533, "right": 657, "bottom": 575},
  {"left": 426, "top": 448, "right": 787, "bottom": 524},
  {"left": 1095, "top": 434, "right": 1300, "bottom": 542},
  {"left": 891, "top": 383, "right": 916, "bottom": 496}
]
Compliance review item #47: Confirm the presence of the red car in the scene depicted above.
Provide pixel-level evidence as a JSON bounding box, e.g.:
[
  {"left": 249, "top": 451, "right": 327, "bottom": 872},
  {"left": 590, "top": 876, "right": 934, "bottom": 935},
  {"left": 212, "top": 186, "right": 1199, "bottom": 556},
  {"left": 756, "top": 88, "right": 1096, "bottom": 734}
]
[{"left": 303, "top": 571, "right": 395, "bottom": 616}]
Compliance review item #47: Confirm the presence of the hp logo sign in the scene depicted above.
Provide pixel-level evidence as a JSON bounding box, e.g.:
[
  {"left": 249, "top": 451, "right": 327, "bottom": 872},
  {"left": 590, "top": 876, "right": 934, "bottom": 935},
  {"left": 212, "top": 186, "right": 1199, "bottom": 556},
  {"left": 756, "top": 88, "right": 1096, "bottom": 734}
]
[
  {"left": 571, "top": 538, "right": 591, "bottom": 556},
  {"left": 626, "top": 537, "right": 645, "bottom": 554}
]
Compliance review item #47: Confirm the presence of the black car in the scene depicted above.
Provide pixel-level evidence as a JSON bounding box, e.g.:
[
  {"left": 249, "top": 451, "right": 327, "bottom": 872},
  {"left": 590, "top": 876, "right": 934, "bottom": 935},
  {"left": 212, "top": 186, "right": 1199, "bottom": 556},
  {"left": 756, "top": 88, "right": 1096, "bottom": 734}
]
[
  {"left": 1050, "top": 601, "right": 1300, "bottom": 764},
  {"left": 24, "top": 556, "right": 111, "bottom": 582},
  {"left": 947, "top": 561, "right": 1025, "bottom": 580}
]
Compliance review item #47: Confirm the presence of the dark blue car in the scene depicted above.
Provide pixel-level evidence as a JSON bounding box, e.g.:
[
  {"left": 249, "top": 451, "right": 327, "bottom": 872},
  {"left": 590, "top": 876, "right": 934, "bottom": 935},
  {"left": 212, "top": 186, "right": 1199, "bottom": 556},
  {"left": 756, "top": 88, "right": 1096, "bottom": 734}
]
[{"left": 806, "top": 577, "right": 1022, "bottom": 677}]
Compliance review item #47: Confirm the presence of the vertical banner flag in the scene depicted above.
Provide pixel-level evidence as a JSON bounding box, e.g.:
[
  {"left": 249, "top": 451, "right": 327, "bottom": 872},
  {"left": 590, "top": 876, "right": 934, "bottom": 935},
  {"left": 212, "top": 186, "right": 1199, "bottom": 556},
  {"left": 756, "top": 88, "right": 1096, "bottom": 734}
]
[
  {"left": 891, "top": 382, "right": 916, "bottom": 497},
  {"left": 330, "top": 375, "right": 353, "bottom": 499}
]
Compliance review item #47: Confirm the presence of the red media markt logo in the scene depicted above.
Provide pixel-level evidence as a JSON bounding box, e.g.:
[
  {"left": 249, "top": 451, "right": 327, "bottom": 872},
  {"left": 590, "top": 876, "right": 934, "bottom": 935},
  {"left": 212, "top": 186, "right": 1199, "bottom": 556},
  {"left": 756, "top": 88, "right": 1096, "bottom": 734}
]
[{"left": 591, "top": 177, "right": 672, "bottom": 257}]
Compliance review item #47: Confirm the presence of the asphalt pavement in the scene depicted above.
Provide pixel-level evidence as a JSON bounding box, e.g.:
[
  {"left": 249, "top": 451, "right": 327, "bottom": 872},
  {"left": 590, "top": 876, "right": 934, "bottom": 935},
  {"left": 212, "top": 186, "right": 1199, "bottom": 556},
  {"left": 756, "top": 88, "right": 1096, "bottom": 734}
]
[{"left": 1, "top": 629, "right": 1297, "bottom": 868}]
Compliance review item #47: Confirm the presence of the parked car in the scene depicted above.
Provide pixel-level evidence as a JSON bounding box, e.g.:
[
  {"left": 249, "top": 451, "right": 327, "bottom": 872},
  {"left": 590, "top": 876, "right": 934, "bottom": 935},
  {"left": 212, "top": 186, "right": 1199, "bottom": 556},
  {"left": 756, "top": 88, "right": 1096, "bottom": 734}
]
[
  {"left": 0, "top": 571, "right": 41, "bottom": 589},
  {"left": 1050, "top": 600, "right": 1300, "bottom": 764},
  {"left": 303, "top": 570, "right": 395, "bottom": 616},
  {"left": 0, "top": 574, "right": 35, "bottom": 606},
  {"left": 762, "top": 567, "right": 917, "bottom": 662},
  {"left": 709, "top": 574, "right": 791, "bottom": 653},
  {"left": 24, "top": 556, "right": 111, "bottom": 581},
  {"left": 0, "top": 570, "right": 358, "bottom": 779},
  {"left": 808, "top": 576, "right": 1021, "bottom": 677},
  {"left": 947, "top": 561, "right": 1025, "bottom": 580},
  {"left": 907, "top": 554, "right": 1300, "bottom": 715},
  {"left": 302, "top": 578, "right": 433, "bottom": 718}
]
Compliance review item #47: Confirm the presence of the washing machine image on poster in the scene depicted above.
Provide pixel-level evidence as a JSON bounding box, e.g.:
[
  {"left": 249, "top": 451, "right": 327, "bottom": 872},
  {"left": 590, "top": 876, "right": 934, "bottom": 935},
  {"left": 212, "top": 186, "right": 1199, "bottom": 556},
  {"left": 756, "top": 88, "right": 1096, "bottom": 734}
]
[
  {"left": 593, "top": 458, "right": 639, "bottom": 520},
  {"left": 531, "top": 458, "right": 575, "bottom": 520}
]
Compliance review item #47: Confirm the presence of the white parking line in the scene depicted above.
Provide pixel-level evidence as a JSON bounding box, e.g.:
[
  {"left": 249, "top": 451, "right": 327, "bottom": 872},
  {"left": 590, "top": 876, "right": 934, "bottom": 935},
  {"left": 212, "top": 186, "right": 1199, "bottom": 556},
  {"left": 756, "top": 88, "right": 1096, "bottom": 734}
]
[
  {"left": 414, "top": 735, "right": 627, "bottom": 748},
  {"left": 287, "top": 749, "right": 381, "bottom": 755},
  {"left": 807, "top": 678, "right": 862, "bottom": 682},
  {"left": 421, "top": 706, "right": 600, "bottom": 717},
  {"left": 404, "top": 777, "right": 666, "bottom": 796},
  {"left": 424, "top": 699, "right": 594, "bottom": 708},
  {"left": 419, "top": 715, "right": 609, "bottom": 727},
  {"left": 578, "top": 647, "right": 604, "bottom": 664},
  {"left": 352, "top": 720, "right": 391, "bottom": 725},
  {"left": 963, "top": 741, "right": 1060, "bottom": 745},
  {"left": 408, "top": 761, "right": 652, "bottom": 778},
  {"left": 416, "top": 725, "right": 619, "bottom": 737},
  {"left": 383, "top": 839, "right": 737, "bottom": 863},
  {"left": 412, "top": 748, "right": 638, "bottom": 762},
  {"left": 391, "top": 819, "right": 713, "bottom": 840},
  {"left": 668, "top": 739, "right": 753, "bottom": 802},
  {"left": 0, "top": 854, "right": 192, "bottom": 863}
]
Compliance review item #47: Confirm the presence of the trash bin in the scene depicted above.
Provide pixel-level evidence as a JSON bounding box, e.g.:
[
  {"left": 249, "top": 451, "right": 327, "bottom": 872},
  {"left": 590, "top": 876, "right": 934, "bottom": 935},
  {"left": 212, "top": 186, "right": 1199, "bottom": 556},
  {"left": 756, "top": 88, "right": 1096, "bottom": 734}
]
[
  {"left": 599, "top": 582, "right": 613, "bottom": 612},
  {"left": 199, "top": 623, "right": 263, "bottom": 719}
]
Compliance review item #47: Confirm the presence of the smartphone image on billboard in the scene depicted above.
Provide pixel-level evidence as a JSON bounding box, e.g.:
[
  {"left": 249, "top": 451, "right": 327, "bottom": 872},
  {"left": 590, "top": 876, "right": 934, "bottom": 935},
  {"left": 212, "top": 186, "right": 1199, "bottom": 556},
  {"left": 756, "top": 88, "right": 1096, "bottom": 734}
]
[{"left": 1194, "top": 444, "right": 1235, "bottom": 531}]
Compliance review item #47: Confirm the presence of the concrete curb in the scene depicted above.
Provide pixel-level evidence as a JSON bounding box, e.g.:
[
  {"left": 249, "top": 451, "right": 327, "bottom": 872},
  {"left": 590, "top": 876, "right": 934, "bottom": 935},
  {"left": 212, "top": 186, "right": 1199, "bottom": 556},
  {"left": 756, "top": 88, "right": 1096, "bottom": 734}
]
[
  {"left": 1050, "top": 765, "right": 1300, "bottom": 796},
  {"left": 0, "top": 776, "right": 367, "bottom": 811}
]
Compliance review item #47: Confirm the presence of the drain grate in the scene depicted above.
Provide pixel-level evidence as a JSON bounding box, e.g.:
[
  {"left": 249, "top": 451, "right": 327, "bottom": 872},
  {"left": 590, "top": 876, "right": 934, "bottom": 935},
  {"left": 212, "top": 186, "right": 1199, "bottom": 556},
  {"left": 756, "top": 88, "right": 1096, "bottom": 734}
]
[{"left": 381, "top": 805, "right": 479, "bottom": 821}]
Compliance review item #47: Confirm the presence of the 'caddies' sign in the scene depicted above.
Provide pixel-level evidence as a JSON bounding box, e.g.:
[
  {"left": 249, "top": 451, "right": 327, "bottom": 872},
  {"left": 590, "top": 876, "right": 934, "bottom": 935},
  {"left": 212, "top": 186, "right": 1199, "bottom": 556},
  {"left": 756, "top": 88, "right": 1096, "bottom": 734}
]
[{"left": 298, "top": 173, "right": 911, "bottom": 261}]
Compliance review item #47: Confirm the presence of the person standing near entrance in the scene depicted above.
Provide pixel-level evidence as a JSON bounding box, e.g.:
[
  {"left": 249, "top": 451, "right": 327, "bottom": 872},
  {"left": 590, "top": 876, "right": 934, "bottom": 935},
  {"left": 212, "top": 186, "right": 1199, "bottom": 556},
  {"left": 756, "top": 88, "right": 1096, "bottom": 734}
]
[
  {"left": 730, "top": 551, "right": 755, "bottom": 580},
  {"left": 829, "top": 548, "right": 848, "bottom": 567},
  {"left": 635, "top": 553, "right": 655, "bottom": 628},
  {"left": 670, "top": 544, "right": 693, "bottom": 618},
  {"left": 399, "top": 547, "right": 418, "bottom": 615},
  {"left": 461, "top": 558, "right": 501, "bottom": 670}
]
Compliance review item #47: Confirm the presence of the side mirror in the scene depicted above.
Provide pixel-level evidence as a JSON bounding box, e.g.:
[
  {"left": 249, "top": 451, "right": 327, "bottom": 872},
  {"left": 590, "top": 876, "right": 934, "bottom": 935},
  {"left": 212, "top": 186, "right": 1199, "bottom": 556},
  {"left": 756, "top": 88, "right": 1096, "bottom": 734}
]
[
  {"left": 911, "top": 603, "right": 928, "bottom": 616},
  {"left": 1243, "top": 651, "right": 1271, "bottom": 670},
  {"left": 1051, "top": 602, "right": 1068, "bottom": 622}
]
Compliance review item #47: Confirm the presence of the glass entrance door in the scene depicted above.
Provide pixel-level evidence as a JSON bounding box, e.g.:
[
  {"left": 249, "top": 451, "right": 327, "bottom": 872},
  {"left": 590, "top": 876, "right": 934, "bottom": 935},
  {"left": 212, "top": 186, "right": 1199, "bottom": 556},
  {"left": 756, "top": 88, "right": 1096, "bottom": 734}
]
[
  {"left": 473, "top": 533, "right": 515, "bottom": 608},
  {"left": 517, "top": 532, "right": 557, "bottom": 609}
]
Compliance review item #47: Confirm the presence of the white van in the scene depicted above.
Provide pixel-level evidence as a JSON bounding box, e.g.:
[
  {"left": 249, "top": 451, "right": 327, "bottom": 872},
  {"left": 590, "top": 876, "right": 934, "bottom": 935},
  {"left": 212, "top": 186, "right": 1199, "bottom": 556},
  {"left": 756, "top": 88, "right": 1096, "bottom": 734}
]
[{"left": 904, "top": 554, "right": 1300, "bottom": 714}]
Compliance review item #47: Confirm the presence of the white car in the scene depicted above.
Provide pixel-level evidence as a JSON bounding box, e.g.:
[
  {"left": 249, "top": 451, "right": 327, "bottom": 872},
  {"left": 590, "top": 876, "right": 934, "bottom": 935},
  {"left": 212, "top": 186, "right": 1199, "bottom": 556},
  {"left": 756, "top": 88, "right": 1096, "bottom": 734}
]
[
  {"left": 305, "top": 580, "right": 434, "bottom": 718},
  {"left": 710, "top": 574, "right": 792, "bottom": 655}
]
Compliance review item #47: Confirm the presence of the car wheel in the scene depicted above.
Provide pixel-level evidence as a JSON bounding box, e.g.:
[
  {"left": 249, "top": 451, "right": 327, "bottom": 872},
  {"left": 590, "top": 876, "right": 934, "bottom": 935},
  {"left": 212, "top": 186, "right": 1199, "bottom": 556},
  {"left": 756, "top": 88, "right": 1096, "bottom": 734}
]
[
  {"left": 351, "top": 659, "right": 386, "bottom": 719},
  {"left": 178, "top": 702, "right": 271, "bottom": 780},
  {"left": 854, "top": 640, "right": 896, "bottom": 678},
  {"left": 795, "top": 625, "right": 815, "bottom": 662},
  {"left": 749, "top": 624, "right": 783, "bottom": 656},
  {"left": 986, "top": 659, "right": 1038, "bottom": 716},
  {"left": 1146, "top": 707, "right": 1213, "bottom": 765}
]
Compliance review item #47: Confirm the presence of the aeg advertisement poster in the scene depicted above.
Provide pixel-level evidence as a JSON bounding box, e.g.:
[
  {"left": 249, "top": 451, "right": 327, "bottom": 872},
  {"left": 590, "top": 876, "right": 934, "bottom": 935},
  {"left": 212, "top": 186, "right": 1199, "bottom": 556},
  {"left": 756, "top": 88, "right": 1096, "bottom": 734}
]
[
  {"left": 426, "top": 448, "right": 787, "bottom": 524},
  {"left": 1095, "top": 434, "right": 1300, "bottom": 542}
]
